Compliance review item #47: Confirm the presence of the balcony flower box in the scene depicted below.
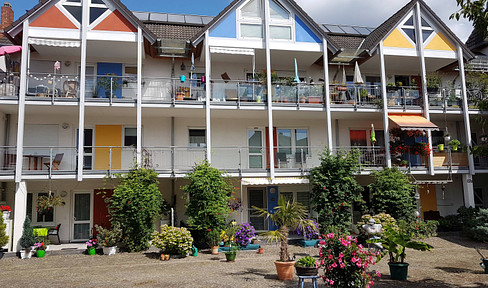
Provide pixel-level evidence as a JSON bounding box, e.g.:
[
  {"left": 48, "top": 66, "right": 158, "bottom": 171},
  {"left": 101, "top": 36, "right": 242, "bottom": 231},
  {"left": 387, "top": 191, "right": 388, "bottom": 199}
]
[{"left": 308, "top": 96, "right": 322, "bottom": 104}]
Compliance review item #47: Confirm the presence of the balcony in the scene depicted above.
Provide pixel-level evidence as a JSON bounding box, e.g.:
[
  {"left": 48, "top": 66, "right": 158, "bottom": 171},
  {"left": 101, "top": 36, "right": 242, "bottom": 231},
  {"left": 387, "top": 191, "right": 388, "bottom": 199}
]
[
  {"left": 26, "top": 73, "right": 80, "bottom": 102},
  {"left": 21, "top": 147, "right": 77, "bottom": 174},
  {"left": 330, "top": 84, "right": 381, "bottom": 108},
  {"left": 428, "top": 88, "right": 462, "bottom": 110},
  {"left": 386, "top": 86, "right": 422, "bottom": 109},
  {"left": 0, "top": 146, "right": 16, "bottom": 174},
  {"left": 0, "top": 72, "right": 20, "bottom": 99},
  {"left": 271, "top": 83, "right": 325, "bottom": 105},
  {"left": 332, "top": 146, "right": 386, "bottom": 168},
  {"left": 211, "top": 80, "right": 266, "bottom": 105}
]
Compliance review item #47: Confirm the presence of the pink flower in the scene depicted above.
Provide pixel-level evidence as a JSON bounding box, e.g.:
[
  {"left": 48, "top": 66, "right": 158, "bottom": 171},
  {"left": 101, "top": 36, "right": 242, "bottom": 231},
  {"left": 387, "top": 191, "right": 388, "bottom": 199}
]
[
  {"left": 326, "top": 233, "right": 334, "bottom": 239},
  {"left": 376, "top": 271, "right": 381, "bottom": 278},
  {"left": 340, "top": 263, "right": 346, "bottom": 268},
  {"left": 328, "top": 254, "right": 333, "bottom": 260},
  {"left": 339, "top": 252, "right": 344, "bottom": 258},
  {"left": 331, "top": 262, "right": 338, "bottom": 268}
]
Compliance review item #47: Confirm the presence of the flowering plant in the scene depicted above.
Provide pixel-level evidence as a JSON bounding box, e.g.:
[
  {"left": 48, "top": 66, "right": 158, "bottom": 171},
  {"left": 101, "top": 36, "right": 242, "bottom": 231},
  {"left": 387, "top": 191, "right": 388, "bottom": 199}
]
[
  {"left": 235, "top": 222, "right": 256, "bottom": 246},
  {"left": 37, "top": 195, "right": 65, "bottom": 213},
  {"left": 227, "top": 198, "right": 242, "bottom": 211},
  {"left": 1, "top": 205, "right": 11, "bottom": 212},
  {"left": 319, "top": 232, "right": 379, "bottom": 287},
  {"left": 34, "top": 242, "right": 47, "bottom": 251},
  {"left": 220, "top": 221, "right": 238, "bottom": 244},
  {"left": 95, "top": 223, "right": 122, "bottom": 247},
  {"left": 296, "top": 219, "right": 319, "bottom": 239},
  {"left": 86, "top": 239, "right": 98, "bottom": 249},
  {"left": 151, "top": 225, "right": 193, "bottom": 256}
]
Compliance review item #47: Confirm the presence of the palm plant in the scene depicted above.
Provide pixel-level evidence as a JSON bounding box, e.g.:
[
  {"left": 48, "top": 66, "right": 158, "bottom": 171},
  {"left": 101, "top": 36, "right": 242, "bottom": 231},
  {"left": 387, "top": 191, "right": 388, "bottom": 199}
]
[{"left": 253, "top": 196, "right": 308, "bottom": 262}]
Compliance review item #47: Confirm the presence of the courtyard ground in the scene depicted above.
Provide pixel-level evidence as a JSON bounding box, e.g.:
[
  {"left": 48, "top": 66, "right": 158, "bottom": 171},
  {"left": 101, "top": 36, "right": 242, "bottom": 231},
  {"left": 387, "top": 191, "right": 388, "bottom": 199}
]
[{"left": 0, "top": 232, "right": 487, "bottom": 288}]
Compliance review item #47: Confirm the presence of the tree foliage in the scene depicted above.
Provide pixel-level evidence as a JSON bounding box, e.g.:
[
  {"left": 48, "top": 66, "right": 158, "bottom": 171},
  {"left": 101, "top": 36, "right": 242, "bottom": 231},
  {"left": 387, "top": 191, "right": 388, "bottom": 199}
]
[
  {"left": 108, "top": 167, "right": 167, "bottom": 252},
  {"left": 183, "top": 160, "right": 233, "bottom": 233},
  {"left": 368, "top": 168, "right": 416, "bottom": 222},
  {"left": 310, "top": 148, "right": 364, "bottom": 232},
  {"left": 19, "top": 216, "right": 35, "bottom": 249},
  {"left": 0, "top": 215, "right": 9, "bottom": 248},
  {"left": 451, "top": 0, "right": 488, "bottom": 38}
]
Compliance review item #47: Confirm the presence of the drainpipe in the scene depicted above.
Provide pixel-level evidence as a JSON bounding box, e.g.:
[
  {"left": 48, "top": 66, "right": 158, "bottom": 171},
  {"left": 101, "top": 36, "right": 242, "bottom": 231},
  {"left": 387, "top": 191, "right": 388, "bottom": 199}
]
[{"left": 4, "top": 114, "right": 10, "bottom": 146}]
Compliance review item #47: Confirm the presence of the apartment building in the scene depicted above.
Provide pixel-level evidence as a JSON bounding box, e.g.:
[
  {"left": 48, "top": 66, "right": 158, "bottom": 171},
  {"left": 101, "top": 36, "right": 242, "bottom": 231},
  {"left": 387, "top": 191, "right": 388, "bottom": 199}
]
[{"left": 0, "top": 0, "right": 484, "bottom": 251}]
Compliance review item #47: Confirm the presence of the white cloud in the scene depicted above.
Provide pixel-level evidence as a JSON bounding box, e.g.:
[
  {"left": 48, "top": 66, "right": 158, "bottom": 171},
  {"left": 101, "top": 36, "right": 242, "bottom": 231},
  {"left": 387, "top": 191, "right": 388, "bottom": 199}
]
[{"left": 295, "top": 0, "right": 473, "bottom": 42}]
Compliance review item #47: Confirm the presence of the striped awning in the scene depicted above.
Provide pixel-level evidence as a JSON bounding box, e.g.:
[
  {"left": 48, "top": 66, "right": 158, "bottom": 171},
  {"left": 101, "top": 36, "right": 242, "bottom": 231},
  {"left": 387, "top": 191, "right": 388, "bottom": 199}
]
[
  {"left": 388, "top": 114, "right": 439, "bottom": 131},
  {"left": 28, "top": 38, "right": 81, "bottom": 48},
  {"left": 241, "top": 177, "right": 309, "bottom": 185},
  {"left": 210, "top": 47, "right": 255, "bottom": 55}
]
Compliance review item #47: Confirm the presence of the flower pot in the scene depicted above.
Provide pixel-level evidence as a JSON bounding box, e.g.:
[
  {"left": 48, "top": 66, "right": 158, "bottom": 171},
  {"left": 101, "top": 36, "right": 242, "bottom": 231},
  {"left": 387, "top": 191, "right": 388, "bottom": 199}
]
[
  {"left": 258, "top": 248, "right": 263, "bottom": 254},
  {"left": 481, "top": 259, "right": 488, "bottom": 274},
  {"left": 388, "top": 262, "right": 409, "bottom": 281},
  {"left": 36, "top": 250, "right": 45, "bottom": 258},
  {"left": 20, "top": 248, "right": 33, "bottom": 259},
  {"left": 295, "top": 266, "right": 318, "bottom": 276},
  {"left": 256, "top": 96, "right": 262, "bottom": 103},
  {"left": 438, "top": 144, "right": 444, "bottom": 151},
  {"left": 452, "top": 145, "right": 458, "bottom": 151},
  {"left": 87, "top": 248, "right": 96, "bottom": 255},
  {"left": 275, "top": 260, "right": 296, "bottom": 281},
  {"left": 251, "top": 239, "right": 259, "bottom": 245},
  {"left": 2, "top": 211, "right": 10, "bottom": 220},
  {"left": 102, "top": 246, "right": 117, "bottom": 256},
  {"left": 176, "top": 93, "right": 184, "bottom": 101},
  {"left": 0, "top": 248, "right": 5, "bottom": 260},
  {"left": 211, "top": 246, "right": 219, "bottom": 255},
  {"left": 225, "top": 251, "right": 236, "bottom": 262}
]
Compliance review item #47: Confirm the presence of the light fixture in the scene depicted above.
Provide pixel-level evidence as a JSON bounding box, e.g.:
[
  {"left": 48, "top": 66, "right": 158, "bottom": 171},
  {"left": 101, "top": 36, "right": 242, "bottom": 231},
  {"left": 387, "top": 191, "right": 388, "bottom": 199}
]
[
  {"left": 64, "top": 61, "right": 71, "bottom": 67},
  {"left": 180, "top": 62, "right": 186, "bottom": 71},
  {"left": 62, "top": 123, "right": 70, "bottom": 129}
]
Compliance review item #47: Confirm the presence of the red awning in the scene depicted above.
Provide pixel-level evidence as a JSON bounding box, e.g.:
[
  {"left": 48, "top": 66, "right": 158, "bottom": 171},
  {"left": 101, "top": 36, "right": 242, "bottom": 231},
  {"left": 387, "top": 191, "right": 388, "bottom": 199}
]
[{"left": 388, "top": 114, "right": 438, "bottom": 130}]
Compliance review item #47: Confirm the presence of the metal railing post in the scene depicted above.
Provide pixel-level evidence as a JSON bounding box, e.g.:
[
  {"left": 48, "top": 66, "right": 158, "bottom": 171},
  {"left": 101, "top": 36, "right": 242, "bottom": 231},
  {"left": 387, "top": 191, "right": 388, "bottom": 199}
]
[
  {"left": 238, "top": 148, "right": 242, "bottom": 172},
  {"left": 109, "top": 147, "right": 112, "bottom": 175},
  {"left": 171, "top": 147, "right": 175, "bottom": 173},
  {"left": 49, "top": 147, "right": 53, "bottom": 178}
]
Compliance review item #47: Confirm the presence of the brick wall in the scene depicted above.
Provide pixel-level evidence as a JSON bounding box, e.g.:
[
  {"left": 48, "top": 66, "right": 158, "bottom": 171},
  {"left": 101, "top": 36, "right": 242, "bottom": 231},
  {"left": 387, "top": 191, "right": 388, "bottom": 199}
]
[{"left": 0, "top": 2, "right": 13, "bottom": 31}]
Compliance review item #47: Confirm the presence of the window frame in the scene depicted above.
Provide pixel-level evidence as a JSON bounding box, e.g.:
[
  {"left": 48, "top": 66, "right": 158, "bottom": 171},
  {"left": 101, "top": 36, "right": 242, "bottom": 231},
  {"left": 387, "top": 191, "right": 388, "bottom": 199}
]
[
  {"left": 27, "top": 192, "right": 56, "bottom": 226},
  {"left": 189, "top": 128, "right": 206, "bottom": 148},
  {"left": 123, "top": 127, "right": 138, "bottom": 147}
]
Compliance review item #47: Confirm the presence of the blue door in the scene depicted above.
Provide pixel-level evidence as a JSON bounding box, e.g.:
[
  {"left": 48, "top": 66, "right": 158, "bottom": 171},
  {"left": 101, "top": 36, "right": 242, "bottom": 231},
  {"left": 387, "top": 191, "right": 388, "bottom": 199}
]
[{"left": 267, "top": 186, "right": 279, "bottom": 231}]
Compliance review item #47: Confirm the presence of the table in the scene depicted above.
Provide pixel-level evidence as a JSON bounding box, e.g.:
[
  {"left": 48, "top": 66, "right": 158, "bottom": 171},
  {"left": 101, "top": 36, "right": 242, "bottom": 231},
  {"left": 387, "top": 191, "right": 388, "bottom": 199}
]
[
  {"left": 24, "top": 154, "right": 50, "bottom": 170},
  {"left": 33, "top": 227, "right": 49, "bottom": 237}
]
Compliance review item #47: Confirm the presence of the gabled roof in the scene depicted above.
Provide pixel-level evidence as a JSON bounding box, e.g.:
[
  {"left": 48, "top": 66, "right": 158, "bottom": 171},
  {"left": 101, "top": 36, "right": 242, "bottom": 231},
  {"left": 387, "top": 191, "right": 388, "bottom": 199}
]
[
  {"left": 361, "top": 0, "right": 475, "bottom": 60},
  {"left": 5, "top": 0, "right": 157, "bottom": 44},
  {"left": 466, "top": 28, "right": 488, "bottom": 52},
  {"left": 190, "top": 0, "right": 339, "bottom": 54}
]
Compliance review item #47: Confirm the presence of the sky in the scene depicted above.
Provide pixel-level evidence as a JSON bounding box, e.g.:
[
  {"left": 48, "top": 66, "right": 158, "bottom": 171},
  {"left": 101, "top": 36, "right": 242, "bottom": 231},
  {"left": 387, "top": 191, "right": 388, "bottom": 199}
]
[{"left": 11, "top": 0, "right": 474, "bottom": 41}]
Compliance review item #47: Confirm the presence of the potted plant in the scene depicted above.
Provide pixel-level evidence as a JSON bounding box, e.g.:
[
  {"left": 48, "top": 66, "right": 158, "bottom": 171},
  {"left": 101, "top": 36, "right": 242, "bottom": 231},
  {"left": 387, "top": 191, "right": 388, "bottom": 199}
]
[
  {"left": 37, "top": 194, "right": 65, "bottom": 213},
  {"left": 86, "top": 239, "right": 98, "bottom": 255},
  {"left": 295, "top": 256, "right": 318, "bottom": 276},
  {"left": 225, "top": 244, "right": 239, "bottom": 262},
  {"left": 97, "top": 73, "right": 121, "bottom": 98},
  {"left": 369, "top": 226, "right": 433, "bottom": 281},
  {"left": 449, "top": 139, "right": 461, "bottom": 151},
  {"left": 235, "top": 222, "right": 256, "bottom": 247},
  {"left": 438, "top": 144, "right": 444, "bottom": 151},
  {"left": 151, "top": 225, "right": 193, "bottom": 258},
  {"left": 1, "top": 205, "right": 11, "bottom": 220},
  {"left": 426, "top": 73, "right": 441, "bottom": 94},
  {"left": 19, "top": 217, "right": 35, "bottom": 259},
  {"left": 206, "top": 229, "right": 220, "bottom": 255},
  {"left": 296, "top": 219, "right": 320, "bottom": 247},
  {"left": 0, "top": 214, "right": 9, "bottom": 259},
  {"left": 444, "top": 133, "right": 451, "bottom": 143},
  {"left": 253, "top": 196, "right": 308, "bottom": 280},
  {"left": 95, "top": 223, "right": 122, "bottom": 255},
  {"left": 34, "top": 242, "right": 47, "bottom": 258}
]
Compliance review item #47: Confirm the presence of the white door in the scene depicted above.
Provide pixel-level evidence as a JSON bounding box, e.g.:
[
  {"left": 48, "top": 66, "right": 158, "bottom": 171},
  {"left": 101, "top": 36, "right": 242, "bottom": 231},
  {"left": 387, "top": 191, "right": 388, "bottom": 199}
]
[{"left": 72, "top": 192, "right": 93, "bottom": 241}]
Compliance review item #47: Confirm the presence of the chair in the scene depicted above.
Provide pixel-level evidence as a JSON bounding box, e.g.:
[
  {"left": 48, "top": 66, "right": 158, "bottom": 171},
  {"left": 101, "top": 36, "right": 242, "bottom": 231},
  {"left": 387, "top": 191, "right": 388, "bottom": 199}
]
[
  {"left": 44, "top": 153, "right": 64, "bottom": 170},
  {"left": 36, "top": 85, "right": 49, "bottom": 97},
  {"left": 63, "top": 80, "right": 79, "bottom": 97},
  {"left": 221, "top": 72, "right": 231, "bottom": 83},
  {"left": 48, "top": 224, "right": 61, "bottom": 244}
]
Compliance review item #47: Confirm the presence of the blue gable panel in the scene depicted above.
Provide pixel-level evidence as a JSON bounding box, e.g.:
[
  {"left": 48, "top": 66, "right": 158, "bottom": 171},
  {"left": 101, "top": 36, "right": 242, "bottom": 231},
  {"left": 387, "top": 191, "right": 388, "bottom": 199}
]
[
  {"left": 209, "top": 10, "right": 236, "bottom": 38},
  {"left": 97, "top": 62, "right": 123, "bottom": 99},
  {"left": 295, "top": 15, "right": 321, "bottom": 43}
]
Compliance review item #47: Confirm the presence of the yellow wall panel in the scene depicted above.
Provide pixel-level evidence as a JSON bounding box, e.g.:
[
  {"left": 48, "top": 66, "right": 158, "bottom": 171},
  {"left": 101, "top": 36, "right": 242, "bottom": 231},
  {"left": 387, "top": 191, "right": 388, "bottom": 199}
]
[
  {"left": 95, "top": 125, "right": 122, "bottom": 170},
  {"left": 425, "top": 32, "right": 456, "bottom": 51},
  {"left": 419, "top": 185, "right": 437, "bottom": 216},
  {"left": 383, "top": 28, "right": 414, "bottom": 49}
]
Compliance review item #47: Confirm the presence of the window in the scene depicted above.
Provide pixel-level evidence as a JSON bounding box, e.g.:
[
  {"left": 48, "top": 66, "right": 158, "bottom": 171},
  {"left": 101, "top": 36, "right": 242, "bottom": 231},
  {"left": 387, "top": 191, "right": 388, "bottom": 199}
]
[
  {"left": 280, "top": 192, "right": 293, "bottom": 202},
  {"left": 241, "top": 0, "right": 261, "bottom": 18},
  {"left": 401, "top": 15, "right": 416, "bottom": 43},
  {"left": 124, "top": 128, "right": 137, "bottom": 147},
  {"left": 296, "top": 192, "right": 310, "bottom": 210},
  {"left": 270, "top": 0, "right": 290, "bottom": 20},
  {"left": 189, "top": 129, "right": 206, "bottom": 147},
  {"left": 399, "top": 13, "right": 435, "bottom": 45},
  {"left": 27, "top": 193, "right": 55, "bottom": 224},
  {"left": 270, "top": 26, "right": 292, "bottom": 40},
  {"left": 241, "top": 24, "right": 263, "bottom": 38},
  {"left": 277, "top": 129, "right": 308, "bottom": 167},
  {"left": 248, "top": 130, "right": 263, "bottom": 168}
]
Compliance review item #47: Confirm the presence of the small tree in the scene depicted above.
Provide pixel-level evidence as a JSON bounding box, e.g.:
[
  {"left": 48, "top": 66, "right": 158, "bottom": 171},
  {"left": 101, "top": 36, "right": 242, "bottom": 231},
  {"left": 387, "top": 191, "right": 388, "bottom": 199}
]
[
  {"left": 310, "top": 148, "right": 364, "bottom": 232},
  {"left": 19, "top": 216, "right": 35, "bottom": 249},
  {"left": 108, "top": 167, "right": 167, "bottom": 252},
  {"left": 368, "top": 168, "right": 416, "bottom": 222},
  {"left": 183, "top": 160, "right": 233, "bottom": 245},
  {"left": 0, "top": 215, "right": 9, "bottom": 248}
]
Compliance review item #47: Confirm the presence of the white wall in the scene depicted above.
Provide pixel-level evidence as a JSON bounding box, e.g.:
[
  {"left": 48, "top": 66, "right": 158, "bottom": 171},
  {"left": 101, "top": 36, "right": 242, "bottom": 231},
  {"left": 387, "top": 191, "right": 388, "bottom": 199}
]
[{"left": 436, "top": 175, "right": 465, "bottom": 216}]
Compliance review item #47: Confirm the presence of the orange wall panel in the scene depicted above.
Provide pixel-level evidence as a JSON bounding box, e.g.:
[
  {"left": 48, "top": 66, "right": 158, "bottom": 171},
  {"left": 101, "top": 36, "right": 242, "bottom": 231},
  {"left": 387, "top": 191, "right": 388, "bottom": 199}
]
[
  {"left": 94, "top": 125, "right": 122, "bottom": 170},
  {"left": 30, "top": 5, "right": 77, "bottom": 29},
  {"left": 93, "top": 10, "right": 137, "bottom": 32}
]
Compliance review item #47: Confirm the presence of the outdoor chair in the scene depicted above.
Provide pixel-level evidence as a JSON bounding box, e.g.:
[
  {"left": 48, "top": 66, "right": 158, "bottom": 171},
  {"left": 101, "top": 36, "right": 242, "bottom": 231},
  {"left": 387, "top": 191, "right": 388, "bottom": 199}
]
[
  {"left": 44, "top": 153, "right": 64, "bottom": 171},
  {"left": 63, "top": 80, "right": 79, "bottom": 97},
  {"left": 221, "top": 72, "right": 231, "bottom": 83},
  {"left": 48, "top": 224, "right": 61, "bottom": 244}
]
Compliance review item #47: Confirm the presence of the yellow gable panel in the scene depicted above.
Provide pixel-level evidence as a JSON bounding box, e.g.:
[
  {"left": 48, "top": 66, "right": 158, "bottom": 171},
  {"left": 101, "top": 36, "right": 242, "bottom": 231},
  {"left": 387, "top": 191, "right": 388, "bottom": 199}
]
[
  {"left": 383, "top": 28, "right": 414, "bottom": 49},
  {"left": 425, "top": 32, "right": 456, "bottom": 51}
]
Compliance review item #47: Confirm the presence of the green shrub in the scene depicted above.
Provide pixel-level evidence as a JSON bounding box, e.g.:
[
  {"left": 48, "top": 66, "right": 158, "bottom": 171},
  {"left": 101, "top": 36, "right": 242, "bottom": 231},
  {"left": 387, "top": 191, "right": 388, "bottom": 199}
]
[
  {"left": 437, "top": 215, "right": 462, "bottom": 231},
  {"left": 95, "top": 223, "right": 122, "bottom": 247},
  {"left": 108, "top": 167, "right": 168, "bottom": 252},
  {"left": 205, "top": 229, "right": 221, "bottom": 247},
  {"left": 470, "top": 208, "right": 488, "bottom": 242},
  {"left": 0, "top": 215, "right": 9, "bottom": 248},
  {"left": 19, "top": 216, "right": 35, "bottom": 249},
  {"left": 398, "top": 220, "right": 438, "bottom": 239},
  {"left": 295, "top": 256, "right": 317, "bottom": 268},
  {"left": 368, "top": 168, "right": 416, "bottom": 221},
  {"left": 310, "top": 148, "right": 364, "bottom": 232},
  {"left": 151, "top": 225, "right": 193, "bottom": 256},
  {"left": 356, "top": 213, "right": 397, "bottom": 241}
]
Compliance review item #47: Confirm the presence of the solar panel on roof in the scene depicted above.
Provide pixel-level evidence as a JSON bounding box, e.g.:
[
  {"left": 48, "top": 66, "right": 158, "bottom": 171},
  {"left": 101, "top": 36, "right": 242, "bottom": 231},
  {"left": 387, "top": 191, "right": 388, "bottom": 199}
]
[
  {"left": 133, "top": 12, "right": 149, "bottom": 21},
  {"left": 150, "top": 13, "right": 168, "bottom": 22},
  {"left": 354, "top": 27, "right": 371, "bottom": 35},
  {"left": 185, "top": 15, "right": 203, "bottom": 25},
  {"left": 168, "top": 14, "right": 186, "bottom": 23},
  {"left": 340, "top": 26, "right": 358, "bottom": 34},
  {"left": 324, "top": 25, "right": 344, "bottom": 33},
  {"left": 202, "top": 17, "right": 213, "bottom": 24}
]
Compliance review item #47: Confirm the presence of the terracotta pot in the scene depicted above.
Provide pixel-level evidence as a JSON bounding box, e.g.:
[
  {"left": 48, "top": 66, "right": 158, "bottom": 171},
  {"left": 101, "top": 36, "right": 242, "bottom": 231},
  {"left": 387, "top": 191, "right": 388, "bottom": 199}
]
[
  {"left": 274, "top": 260, "right": 296, "bottom": 281},
  {"left": 211, "top": 246, "right": 219, "bottom": 255},
  {"left": 258, "top": 248, "right": 263, "bottom": 254}
]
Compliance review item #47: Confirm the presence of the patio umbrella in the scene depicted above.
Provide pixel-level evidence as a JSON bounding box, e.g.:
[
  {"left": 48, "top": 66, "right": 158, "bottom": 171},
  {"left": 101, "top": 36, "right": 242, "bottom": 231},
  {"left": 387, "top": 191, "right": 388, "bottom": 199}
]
[
  {"left": 294, "top": 58, "right": 300, "bottom": 83},
  {"left": 0, "top": 55, "right": 6, "bottom": 72},
  {"left": 353, "top": 62, "right": 364, "bottom": 84},
  {"left": 371, "top": 123, "right": 376, "bottom": 164},
  {"left": 0, "top": 45, "right": 22, "bottom": 56},
  {"left": 340, "top": 65, "right": 346, "bottom": 85}
]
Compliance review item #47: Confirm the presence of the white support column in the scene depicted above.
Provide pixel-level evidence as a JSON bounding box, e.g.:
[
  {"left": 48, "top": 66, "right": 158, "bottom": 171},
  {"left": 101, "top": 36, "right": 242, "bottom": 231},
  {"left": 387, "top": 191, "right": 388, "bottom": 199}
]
[
  {"left": 15, "top": 20, "right": 29, "bottom": 183},
  {"left": 462, "top": 174, "right": 475, "bottom": 207},
  {"left": 264, "top": 0, "right": 274, "bottom": 178},
  {"left": 415, "top": 3, "right": 434, "bottom": 175},
  {"left": 323, "top": 38, "right": 332, "bottom": 151},
  {"left": 205, "top": 31, "right": 212, "bottom": 162},
  {"left": 12, "top": 181, "right": 27, "bottom": 252},
  {"left": 457, "top": 45, "right": 475, "bottom": 175},
  {"left": 136, "top": 27, "right": 143, "bottom": 165},
  {"left": 379, "top": 41, "right": 391, "bottom": 168},
  {"left": 77, "top": 0, "right": 89, "bottom": 181}
]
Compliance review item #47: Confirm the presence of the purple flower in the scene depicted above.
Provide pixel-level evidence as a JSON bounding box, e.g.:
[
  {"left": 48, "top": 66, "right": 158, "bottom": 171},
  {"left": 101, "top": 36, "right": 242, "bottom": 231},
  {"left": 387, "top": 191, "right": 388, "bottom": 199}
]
[
  {"left": 234, "top": 222, "right": 256, "bottom": 246},
  {"left": 297, "top": 220, "right": 319, "bottom": 239}
]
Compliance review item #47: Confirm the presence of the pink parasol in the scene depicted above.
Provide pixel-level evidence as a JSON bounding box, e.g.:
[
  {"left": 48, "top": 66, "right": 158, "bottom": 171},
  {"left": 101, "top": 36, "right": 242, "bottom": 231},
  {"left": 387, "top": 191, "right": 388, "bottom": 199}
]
[{"left": 0, "top": 45, "right": 22, "bottom": 56}]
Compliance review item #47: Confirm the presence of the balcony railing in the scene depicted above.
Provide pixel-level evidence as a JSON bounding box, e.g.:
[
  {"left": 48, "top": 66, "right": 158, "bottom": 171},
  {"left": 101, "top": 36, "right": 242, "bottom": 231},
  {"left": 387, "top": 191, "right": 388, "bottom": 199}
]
[
  {"left": 0, "top": 72, "right": 20, "bottom": 98},
  {"left": 272, "top": 83, "right": 325, "bottom": 104},
  {"left": 211, "top": 80, "right": 266, "bottom": 104},
  {"left": 25, "top": 73, "right": 79, "bottom": 101},
  {"left": 22, "top": 147, "right": 77, "bottom": 173},
  {"left": 330, "top": 84, "right": 382, "bottom": 107},
  {"left": 0, "top": 146, "right": 16, "bottom": 173},
  {"left": 428, "top": 88, "right": 462, "bottom": 109},
  {"left": 332, "top": 146, "right": 386, "bottom": 168},
  {"left": 387, "top": 86, "right": 422, "bottom": 108}
]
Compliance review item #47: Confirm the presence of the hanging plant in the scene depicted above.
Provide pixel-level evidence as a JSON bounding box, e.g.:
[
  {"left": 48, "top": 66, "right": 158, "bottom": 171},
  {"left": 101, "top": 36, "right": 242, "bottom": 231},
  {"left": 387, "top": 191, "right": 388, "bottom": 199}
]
[{"left": 37, "top": 195, "right": 65, "bottom": 213}]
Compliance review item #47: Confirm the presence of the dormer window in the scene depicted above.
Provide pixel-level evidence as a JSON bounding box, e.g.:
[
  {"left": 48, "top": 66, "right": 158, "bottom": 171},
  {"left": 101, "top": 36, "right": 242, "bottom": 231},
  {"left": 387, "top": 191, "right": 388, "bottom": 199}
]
[
  {"left": 60, "top": 0, "right": 109, "bottom": 26},
  {"left": 399, "top": 12, "right": 435, "bottom": 45},
  {"left": 239, "top": 0, "right": 263, "bottom": 39}
]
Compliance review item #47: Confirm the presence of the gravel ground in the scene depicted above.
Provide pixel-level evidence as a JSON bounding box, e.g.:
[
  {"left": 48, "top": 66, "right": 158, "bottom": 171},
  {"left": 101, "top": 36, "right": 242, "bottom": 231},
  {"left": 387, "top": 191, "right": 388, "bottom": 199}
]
[{"left": 1, "top": 233, "right": 487, "bottom": 288}]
